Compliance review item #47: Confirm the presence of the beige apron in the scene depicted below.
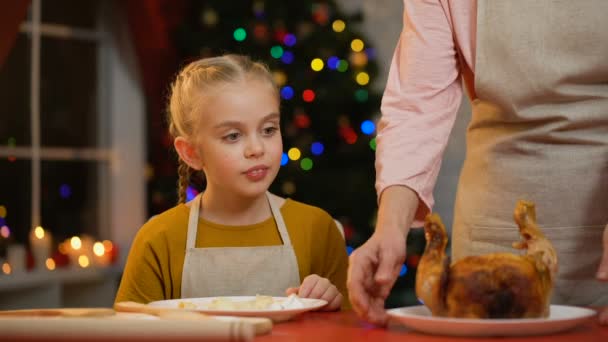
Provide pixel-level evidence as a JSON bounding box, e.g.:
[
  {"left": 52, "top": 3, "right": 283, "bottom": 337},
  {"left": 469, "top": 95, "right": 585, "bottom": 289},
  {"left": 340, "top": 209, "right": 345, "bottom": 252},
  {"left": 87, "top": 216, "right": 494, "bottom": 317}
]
[
  {"left": 181, "top": 192, "right": 301, "bottom": 298},
  {"left": 453, "top": 0, "right": 608, "bottom": 306}
]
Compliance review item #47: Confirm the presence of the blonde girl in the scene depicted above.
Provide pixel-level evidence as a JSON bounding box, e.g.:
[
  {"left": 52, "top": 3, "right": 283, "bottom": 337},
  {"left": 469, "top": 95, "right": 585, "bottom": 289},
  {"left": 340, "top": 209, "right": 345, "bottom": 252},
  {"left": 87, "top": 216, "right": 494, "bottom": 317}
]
[{"left": 116, "top": 55, "right": 348, "bottom": 310}]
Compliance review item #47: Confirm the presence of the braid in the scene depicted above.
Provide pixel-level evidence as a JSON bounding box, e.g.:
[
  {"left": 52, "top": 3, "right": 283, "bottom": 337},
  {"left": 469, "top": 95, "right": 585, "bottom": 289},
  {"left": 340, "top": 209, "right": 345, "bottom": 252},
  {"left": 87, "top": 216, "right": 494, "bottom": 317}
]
[{"left": 177, "top": 160, "right": 191, "bottom": 204}]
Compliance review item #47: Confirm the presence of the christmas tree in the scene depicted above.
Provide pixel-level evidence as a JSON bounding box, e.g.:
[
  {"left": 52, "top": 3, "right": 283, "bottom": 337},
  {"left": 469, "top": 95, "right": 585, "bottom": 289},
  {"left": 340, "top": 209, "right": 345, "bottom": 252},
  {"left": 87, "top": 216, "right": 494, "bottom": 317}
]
[{"left": 148, "top": 0, "right": 422, "bottom": 307}]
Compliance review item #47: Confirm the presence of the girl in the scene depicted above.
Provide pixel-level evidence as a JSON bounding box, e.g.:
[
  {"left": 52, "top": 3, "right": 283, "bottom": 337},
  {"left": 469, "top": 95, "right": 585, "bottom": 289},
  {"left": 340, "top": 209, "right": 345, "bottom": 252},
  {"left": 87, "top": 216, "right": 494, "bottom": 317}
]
[{"left": 115, "top": 55, "right": 348, "bottom": 311}]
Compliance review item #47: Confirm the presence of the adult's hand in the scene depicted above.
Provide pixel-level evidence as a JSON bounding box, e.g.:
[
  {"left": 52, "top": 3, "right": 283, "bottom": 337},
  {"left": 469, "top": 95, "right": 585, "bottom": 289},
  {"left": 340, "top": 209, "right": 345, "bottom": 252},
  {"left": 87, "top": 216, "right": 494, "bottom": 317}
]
[
  {"left": 347, "top": 228, "right": 406, "bottom": 325},
  {"left": 347, "top": 185, "right": 420, "bottom": 325},
  {"left": 596, "top": 223, "right": 608, "bottom": 325}
]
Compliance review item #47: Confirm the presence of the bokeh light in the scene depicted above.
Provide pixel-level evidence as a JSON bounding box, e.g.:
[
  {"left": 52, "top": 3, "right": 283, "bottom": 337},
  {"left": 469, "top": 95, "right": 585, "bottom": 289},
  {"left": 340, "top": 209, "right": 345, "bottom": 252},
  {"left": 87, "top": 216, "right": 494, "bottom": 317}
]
[
  {"left": 283, "top": 33, "right": 297, "bottom": 47},
  {"left": 273, "top": 71, "right": 287, "bottom": 86},
  {"left": 360, "top": 120, "right": 376, "bottom": 135},
  {"left": 59, "top": 184, "right": 71, "bottom": 199},
  {"left": 311, "top": 142, "right": 324, "bottom": 155},
  {"left": 327, "top": 56, "right": 339, "bottom": 70},
  {"left": 311, "top": 58, "right": 324, "bottom": 71},
  {"left": 270, "top": 45, "right": 284, "bottom": 59},
  {"left": 332, "top": 19, "right": 346, "bottom": 32},
  {"left": 281, "top": 181, "right": 296, "bottom": 195},
  {"left": 302, "top": 89, "right": 315, "bottom": 102},
  {"left": 350, "top": 39, "right": 364, "bottom": 52},
  {"left": 355, "top": 89, "right": 368, "bottom": 102},
  {"left": 356, "top": 72, "right": 370, "bottom": 86},
  {"left": 337, "top": 60, "right": 349, "bottom": 72},
  {"left": 369, "top": 137, "right": 377, "bottom": 151},
  {"left": 300, "top": 158, "right": 313, "bottom": 171},
  {"left": 233, "top": 27, "right": 247, "bottom": 41},
  {"left": 280, "top": 86, "right": 294, "bottom": 100},
  {"left": 281, "top": 152, "right": 289, "bottom": 166},
  {"left": 1, "top": 225, "right": 10, "bottom": 238},
  {"left": 294, "top": 113, "right": 311, "bottom": 128},
  {"left": 281, "top": 51, "right": 294, "bottom": 64},
  {"left": 288, "top": 148, "right": 301, "bottom": 160}
]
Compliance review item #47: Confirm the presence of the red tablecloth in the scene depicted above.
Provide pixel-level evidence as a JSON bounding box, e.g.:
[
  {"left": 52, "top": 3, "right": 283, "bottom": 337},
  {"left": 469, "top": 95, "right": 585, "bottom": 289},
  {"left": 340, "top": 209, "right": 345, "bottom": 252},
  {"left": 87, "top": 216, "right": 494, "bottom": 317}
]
[
  {"left": 4, "top": 310, "right": 607, "bottom": 342},
  {"left": 257, "top": 310, "right": 608, "bottom": 342}
]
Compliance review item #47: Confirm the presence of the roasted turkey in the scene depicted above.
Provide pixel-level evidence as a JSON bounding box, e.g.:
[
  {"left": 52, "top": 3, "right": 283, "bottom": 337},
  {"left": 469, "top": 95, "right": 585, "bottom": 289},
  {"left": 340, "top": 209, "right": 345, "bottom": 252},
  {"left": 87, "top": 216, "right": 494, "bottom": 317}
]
[{"left": 415, "top": 200, "right": 558, "bottom": 318}]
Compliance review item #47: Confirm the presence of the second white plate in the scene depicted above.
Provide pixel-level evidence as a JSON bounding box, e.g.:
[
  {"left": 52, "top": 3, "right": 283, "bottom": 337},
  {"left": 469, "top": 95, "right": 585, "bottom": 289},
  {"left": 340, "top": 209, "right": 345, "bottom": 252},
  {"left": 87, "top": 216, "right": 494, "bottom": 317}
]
[{"left": 387, "top": 304, "right": 596, "bottom": 337}]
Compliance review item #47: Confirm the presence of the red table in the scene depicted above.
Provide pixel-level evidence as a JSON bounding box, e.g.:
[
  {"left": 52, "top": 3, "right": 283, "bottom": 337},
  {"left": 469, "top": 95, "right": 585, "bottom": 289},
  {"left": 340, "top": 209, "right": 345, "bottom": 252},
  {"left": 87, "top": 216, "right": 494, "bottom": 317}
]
[
  {"left": 257, "top": 311, "right": 608, "bottom": 342},
  {"left": 4, "top": 310, "right": 606, "bottom": 342}
]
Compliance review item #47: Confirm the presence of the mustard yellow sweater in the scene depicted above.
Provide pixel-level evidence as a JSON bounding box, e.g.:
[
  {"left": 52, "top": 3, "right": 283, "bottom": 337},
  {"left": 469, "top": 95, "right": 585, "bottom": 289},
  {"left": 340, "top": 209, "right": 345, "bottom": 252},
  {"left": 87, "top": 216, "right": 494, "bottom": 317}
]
[{"left": 115, "top": 198, "right": 350, "bottom": 309}]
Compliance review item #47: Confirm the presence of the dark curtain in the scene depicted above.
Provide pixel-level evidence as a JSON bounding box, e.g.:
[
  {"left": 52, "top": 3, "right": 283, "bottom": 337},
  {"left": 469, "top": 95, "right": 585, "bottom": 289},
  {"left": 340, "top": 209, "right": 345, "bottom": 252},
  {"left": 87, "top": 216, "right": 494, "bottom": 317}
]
[
  {"left": 0, "top": 0, "right": 30, "bottom": 69},
  {"left": 124, "top": 0, "right": 189, "bottom": 210}
]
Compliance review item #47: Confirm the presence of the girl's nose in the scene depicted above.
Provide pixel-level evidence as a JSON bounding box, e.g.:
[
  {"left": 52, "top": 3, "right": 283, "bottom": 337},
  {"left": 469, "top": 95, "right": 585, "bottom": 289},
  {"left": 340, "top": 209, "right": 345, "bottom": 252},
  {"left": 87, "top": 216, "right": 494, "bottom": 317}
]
[{"left": 244, "top": 136, "right": 264, "bottom": 158}]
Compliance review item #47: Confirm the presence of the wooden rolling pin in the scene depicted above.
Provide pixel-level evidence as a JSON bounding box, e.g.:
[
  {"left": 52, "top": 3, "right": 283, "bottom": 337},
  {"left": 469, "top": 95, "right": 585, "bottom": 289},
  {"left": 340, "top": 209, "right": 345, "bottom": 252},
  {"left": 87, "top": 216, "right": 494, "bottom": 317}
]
[
  {"left": 114, "top": 301, "right": 273, "bottom": 336},
  {"left": 0, "top": 307, "right": 115, "bottom": 317}
]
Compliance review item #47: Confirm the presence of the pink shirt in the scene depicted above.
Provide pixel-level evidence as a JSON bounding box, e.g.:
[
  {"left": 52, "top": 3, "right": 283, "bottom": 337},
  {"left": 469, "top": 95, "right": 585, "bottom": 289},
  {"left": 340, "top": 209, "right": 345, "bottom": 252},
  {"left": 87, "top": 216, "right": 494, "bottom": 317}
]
[{"left": 375, "top": 0, "right": 477, "bottom": 225}]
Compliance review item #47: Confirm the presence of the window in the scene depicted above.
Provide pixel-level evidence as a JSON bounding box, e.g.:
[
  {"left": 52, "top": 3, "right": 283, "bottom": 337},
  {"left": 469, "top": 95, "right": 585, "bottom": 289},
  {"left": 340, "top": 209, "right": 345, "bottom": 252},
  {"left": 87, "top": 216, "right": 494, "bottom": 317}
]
[{"left": 0, "top": 0, "right": 145, "bottom": 265}]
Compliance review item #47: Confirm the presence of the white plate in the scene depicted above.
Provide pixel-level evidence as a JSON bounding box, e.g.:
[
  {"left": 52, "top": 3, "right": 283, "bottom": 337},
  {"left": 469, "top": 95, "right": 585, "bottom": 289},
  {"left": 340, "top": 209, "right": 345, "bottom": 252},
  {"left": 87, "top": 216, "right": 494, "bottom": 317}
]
[
  {"left": 387, "top": 305, "right": 596, "bottom": 337},
  {"left": 148, "top": 296, "right": 327, "bottom": 322}
]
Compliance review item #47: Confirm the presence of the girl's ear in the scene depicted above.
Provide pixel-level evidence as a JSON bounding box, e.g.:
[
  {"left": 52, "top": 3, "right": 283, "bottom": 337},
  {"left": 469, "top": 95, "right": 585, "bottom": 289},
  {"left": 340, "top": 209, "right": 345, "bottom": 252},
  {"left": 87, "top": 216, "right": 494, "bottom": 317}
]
[{"left": 174, "top": 137, "right": 203, "bottom": 170}]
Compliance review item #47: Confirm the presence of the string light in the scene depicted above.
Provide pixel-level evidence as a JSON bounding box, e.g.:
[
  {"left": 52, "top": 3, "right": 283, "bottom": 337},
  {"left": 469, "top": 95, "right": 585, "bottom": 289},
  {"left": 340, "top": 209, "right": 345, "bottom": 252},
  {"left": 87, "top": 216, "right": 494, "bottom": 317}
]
[
  {"left": 233, "top": 28, "right": 247, "bottom": 41},
  {"left": 273, "top": 71, "right": 287, "bottom": 86},
  {"left": 356, "top": 72, "right": 370, "bottom": 86},
  {"left": 300, "top": 158, "right": 313, "bottom": 171},
  {"left": 399, "top": 264, "right": 408, "bottom": 277},
  {"left": 332, "top": 19, "right": 345, "bottom": 32},
  {"left": 281, "top": 51, "right": 294, "bottom": 64},
  {"left": 311, "top": 142, "right": 324, "bottom": 155},
  {"left": 283, "top": 33, "right": 297, "bottom": 47},
  {"left": 302, "top": 89, "right": 315, "bottom": 102},
  {"left": 201, "top": 9, "right": 218, "bottom": 27},
  {"left": 350, "top": 51, "right": 368, "bottom": 67},
  {"left": 59, "top": 184, "right": 71, "bottom": 199},
  {"left": 0, "top": 205, "right": 6, "bottom": 218},
  {"left": 280, "top": 86, "right": 294, "bottom": 100},
  {"left": 270, "top": 45, "right": 284, "bottom": 59},
  {"left": 350, "top": 39, "right": 364, "bottom": 52},
  {"left": 281, "top": 153, "right": 289, "bottom": 166},
  {"left": 0, "top": 225, "right": 9, "bottom": 238},
  {"left": 281, "top": 181, "right": 296, "bottom": 195},
  {"left": 327, "top": 56, "right": 339, "bottom": 70},
  {"left": 360, "top": 120, "right": 376, "bottom": 135},
  {"left": 355, "top": 89, "right": 368, "bottom": 102},
  {"left": 337, "top": 60, "right": 349, "bottom": 72},
  {"left": 288, "top": 148, "right": 301, "bottom": 160},
  {"left": 369, "top": 137, "right": 377, "bottom": 151},
  {"left": 294, "top": 113, "right": 311, "bottom": 128},
  {"left": 310, "top": 58, "right": 324, "bottom": 71}
]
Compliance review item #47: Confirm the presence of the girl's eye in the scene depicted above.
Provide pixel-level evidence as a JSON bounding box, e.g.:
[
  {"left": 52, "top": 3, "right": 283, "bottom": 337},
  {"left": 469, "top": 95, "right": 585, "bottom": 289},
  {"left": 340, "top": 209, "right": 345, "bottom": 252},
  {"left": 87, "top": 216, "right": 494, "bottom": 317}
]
[
  {"left": 223, "top": 132, "right": 240, "bottom": 141},
  {"left": 263, "top": 126, "right": 278, "bottom": 135}
]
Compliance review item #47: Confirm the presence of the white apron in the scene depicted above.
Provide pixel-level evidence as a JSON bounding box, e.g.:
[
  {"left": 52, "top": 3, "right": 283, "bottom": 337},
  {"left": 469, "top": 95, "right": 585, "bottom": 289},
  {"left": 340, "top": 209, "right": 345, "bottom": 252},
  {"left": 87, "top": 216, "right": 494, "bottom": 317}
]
[
  {"left": 180, "top": 192, "right": 301, "bottom": 298},
  {"left": 452, "top": 0, "right": 608, "bottom": 306}
]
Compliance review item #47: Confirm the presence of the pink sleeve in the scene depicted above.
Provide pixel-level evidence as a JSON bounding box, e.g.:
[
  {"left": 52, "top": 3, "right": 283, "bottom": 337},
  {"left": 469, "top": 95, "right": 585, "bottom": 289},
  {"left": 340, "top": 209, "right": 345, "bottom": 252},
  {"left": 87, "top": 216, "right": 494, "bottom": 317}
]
[{"left": 375, "top": 0, "right": 463, "bottom": 226}]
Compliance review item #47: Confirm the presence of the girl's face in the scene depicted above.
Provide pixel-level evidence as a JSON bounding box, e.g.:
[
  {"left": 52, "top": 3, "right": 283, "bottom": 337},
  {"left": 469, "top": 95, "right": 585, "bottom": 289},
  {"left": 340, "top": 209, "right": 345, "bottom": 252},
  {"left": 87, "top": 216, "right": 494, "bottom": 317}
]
[{"left": 195, "top": 79, "right": 282, "bottom": 200}]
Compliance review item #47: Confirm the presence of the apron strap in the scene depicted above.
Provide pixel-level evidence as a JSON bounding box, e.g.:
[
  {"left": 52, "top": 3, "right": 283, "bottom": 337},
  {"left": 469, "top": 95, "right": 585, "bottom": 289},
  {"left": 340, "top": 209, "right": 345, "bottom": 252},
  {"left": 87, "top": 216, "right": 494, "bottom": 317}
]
[
  {"left": 185, "top": 194, "right": 201, "bottom": 249},
  {"left": 266, "top": 192, "right": 292, "bottom": 246}
]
